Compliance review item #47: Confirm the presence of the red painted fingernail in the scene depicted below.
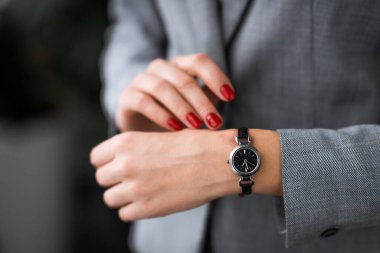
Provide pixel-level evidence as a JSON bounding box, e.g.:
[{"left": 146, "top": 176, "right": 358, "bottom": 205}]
[
  {"left": 220, "top": 84, "right": 235, "bottom": 101},
  {"left": 167, "top": 118, "right": 183, "bottom": 131},
  {"left": 186, "top": 112, "right": 203, "bottom": 128},
  {"left": 206, "top": 113, "right": 222, "bottom": 129}
]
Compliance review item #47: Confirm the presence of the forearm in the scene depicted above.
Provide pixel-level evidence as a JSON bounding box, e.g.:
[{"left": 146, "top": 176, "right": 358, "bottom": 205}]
[
  {"left": 274, "top": 124, "right": 380, "bottom": 247},
  {"left": 218, "top": 129, "right": 283, "bottom": 197},
  {"left": 91, "top": 127, "right": 283, "bottom": 221}
]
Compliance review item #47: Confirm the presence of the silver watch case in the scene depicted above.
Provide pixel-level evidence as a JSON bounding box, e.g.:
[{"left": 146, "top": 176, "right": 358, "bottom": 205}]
[{"left": 227, "top": 145, "right": 261, "bottom": 177}]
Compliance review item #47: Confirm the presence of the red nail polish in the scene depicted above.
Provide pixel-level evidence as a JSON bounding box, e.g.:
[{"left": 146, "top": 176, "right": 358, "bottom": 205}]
[
  {"left": 220, "top": 84, "right": 235, "bottom": 101},
  {"left": 206, "top": 113, "right": 222, "bottom": 129},
  {"left": 186, "top": 112, "right": 203, "bottom": 128},
  {"left": 167, "top": 118, "right": 183, "bottom": 131}
]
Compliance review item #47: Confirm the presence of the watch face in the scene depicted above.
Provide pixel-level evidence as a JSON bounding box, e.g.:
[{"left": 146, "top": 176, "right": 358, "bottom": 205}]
[{"left": 232, "top": 147, "right": 260, "bottom": 175}]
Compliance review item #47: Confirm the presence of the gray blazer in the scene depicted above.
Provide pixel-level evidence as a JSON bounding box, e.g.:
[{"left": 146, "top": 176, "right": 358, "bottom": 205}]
[{"left": 101, "top": 0, "right": 380, "bottom": 252}]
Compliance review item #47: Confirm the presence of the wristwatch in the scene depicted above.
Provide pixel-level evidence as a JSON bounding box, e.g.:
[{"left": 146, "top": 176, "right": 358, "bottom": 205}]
[{"left": 227, "top": 127, "right": 261, "bottom": 196}]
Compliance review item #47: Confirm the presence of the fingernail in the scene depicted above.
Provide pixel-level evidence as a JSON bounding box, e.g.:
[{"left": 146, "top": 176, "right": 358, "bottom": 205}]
[
  {"left": 206, "top": 113, "right": 222, "bottom": 129},
  {"left": 167, "top": 118, "right": 183, "bottom": 131},
  {"left": 220, "top": 84, "right": 235, "bottom": 101},
  {"left": 186, "top": 112, "right": 203, "bottom": 128}
]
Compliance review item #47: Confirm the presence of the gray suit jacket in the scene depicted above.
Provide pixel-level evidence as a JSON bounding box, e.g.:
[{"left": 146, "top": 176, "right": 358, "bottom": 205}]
[{"left": 101, "top": 0, "right": 380, "bottom": 252}]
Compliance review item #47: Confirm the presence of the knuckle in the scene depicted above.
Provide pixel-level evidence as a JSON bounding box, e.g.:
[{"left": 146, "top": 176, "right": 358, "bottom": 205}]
[
  {"left": 125, "top": 156, "right": 136, "bottom": 174},
  {"left": 130, "top": 73, "right": 144, "bottom": 89},
  {"left": 115, "top": 112, "right": 125, "bottom": 131},
  {"left": 120, "top": 131, "right": 133, "bottom": 142},
  {"left": 138, "top": 201, "right": 163, "bottom": 218},
  {"left": 113, "top": 138, "right": 126, "bottom": 151},
  {"left": 138, "top": 202, "right": 151, "bottom": 216},
  {"left": 151, "top": 79, "right": 170, "bottom": 94},
  {"left": 177, "top": 76, "right": 195, "bottom": 90},
  {"left": 192, "top": 53, "right": 209, "bottom": 63},
  {"left": 116, "top": 153, "right": 139, "bottom": 178},
  {"left": 89, "top": 149, "right": 96, "bottom": 166},
  {"left": 114, "top": 158, "right": 130, "bottom": 178},
  {"left": 128, "top": 182, "right": 144, "bottom": 198},
  {"left": 103, "top": 190, "right": 116, "bottom": 208},
  {"left": 117, "top": 89, "right": 132, "bottom": 114},
  {"left": 132, "top": 72, "right": 146, "bottom": 84},
  {"left": 128, "top": 184, "right": 139, "bottom": 198},
  {"left": 119, "top": 87, "right": 134, "bottom": 104},
  {"left": 119, "top": 148, "right": 132, "bottom": 161},
  {"left": 135, "top": 94, "right": 152, "bottom": 109},
  {"left": 199, "top": 107, "right": 215, "bottom": 117},
  {"left": 114, "top": 133, "right": 138, "bottom": 155},
  {"left": 95, "top": 170, "right": 107, "bottom": 187},
  {"left": 118, "top": 208, "right": 139, "bottom": 222},
  {"left": 148, "top": 58, "right": 165, "bottom": 70},
  {"left": 118, "top": 209, "right": 130, "bottom": 222},
  {"left": 197, "top": 99, "right": 216, "bottom": 116}
]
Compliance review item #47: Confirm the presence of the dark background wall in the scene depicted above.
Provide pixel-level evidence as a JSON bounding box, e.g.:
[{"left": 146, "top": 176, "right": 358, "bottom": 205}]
[{"left": 0, "top": 0, "right": 130, "bottom": 252}]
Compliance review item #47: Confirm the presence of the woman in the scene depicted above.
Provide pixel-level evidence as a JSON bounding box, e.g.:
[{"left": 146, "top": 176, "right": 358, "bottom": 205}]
[{"left": 90, "top": 0, "right": 380, "bottom": 252}]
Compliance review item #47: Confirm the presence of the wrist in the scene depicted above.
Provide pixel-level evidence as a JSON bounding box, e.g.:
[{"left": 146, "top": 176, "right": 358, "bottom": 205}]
[{"left": 221, "top": 128, "right": 283, "bottom": 196}]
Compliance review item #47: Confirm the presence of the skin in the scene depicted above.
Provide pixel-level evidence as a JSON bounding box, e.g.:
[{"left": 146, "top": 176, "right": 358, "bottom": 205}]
[
  {"left": 90, "top": 53, "right": 282, "bottom": 222},
  {"left": 116, "top": 53, "right": 232, "bottom": 131}
]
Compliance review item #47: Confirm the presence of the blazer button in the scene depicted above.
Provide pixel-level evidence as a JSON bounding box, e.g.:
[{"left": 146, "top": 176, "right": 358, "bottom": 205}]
[{"left": 320, "top": 227, "right": 339, "bottom": 238}]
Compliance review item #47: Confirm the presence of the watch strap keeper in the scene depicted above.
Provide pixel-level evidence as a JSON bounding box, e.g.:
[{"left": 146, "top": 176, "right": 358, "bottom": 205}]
[{"left": 239, "top": 176, "right": 254, "bottom": 196}]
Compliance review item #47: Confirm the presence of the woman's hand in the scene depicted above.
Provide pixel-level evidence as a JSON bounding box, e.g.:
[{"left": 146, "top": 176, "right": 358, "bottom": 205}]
[
  {"left": 116, "top": 53, "right": 235, "bottom": 132},
  {"left": 90, "top": 129, "right": 282, "bottom": 221}
]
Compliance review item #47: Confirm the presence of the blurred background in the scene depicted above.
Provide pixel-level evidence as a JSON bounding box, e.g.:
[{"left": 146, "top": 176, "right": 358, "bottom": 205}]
[{"left": 0, "top": 0, "right": 130, "bottom": 252}]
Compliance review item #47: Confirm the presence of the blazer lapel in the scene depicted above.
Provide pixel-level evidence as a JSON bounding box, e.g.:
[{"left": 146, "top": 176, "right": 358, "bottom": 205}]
[
  {"left": 219, "top": 0, "right": 251, "bottom": 47},
  {"left": 184, "top": 0, "right": 251, "bottom": 72},
  {"left": 185, "top": 0, "right": 227, "bottom": 71}
]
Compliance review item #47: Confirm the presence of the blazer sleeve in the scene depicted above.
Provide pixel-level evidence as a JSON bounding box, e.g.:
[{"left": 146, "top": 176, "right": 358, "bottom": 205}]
[
  {"left": 100, "top": 0, "right": 166, "bottom": 127},
  {"left": 274, "top": 124, "right": 380, "bottom": 248}
]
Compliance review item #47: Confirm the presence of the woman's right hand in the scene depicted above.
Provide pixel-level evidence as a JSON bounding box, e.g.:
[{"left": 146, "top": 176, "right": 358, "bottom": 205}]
[{"left": 116, "top": 53, "right": 235, "bottom": 132}]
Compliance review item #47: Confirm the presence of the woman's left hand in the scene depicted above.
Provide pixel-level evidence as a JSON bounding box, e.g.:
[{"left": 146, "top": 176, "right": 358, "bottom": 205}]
[{"left": 90, "top": 128, "right": 282, "bottom": 221}]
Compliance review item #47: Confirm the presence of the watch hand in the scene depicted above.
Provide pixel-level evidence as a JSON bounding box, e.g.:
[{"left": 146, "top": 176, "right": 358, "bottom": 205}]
[{"left": 242, "top": 159, "right": 248, "bottom": 172}]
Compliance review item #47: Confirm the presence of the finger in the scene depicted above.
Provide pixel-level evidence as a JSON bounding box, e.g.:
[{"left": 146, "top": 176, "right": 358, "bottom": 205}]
[
  {"left": 147, "top": 59, "right": 222, "bottom": 129},
  {"left": 132, "top": 72, "right": 203, "bottom": 129},
  {"left": 172, "top": 53, "right": 235, "bottom": 102},
  {"left": 119, "top": 87, "right": 183, "bottom": 131},
  {"left": 95, "top": 159, "right": 122, "bottom": 187},
  {"left": 90, "top": 137, "right": 118, "bottom": 167},
  {"left": 103, "top": 182, "right": 132, "bottom": 208},
  {"left": 118, "top": 202, "right": 145, "bottom": 222},
  {"left": 203, "top": 86, "right": 220, "bottom": 107}
]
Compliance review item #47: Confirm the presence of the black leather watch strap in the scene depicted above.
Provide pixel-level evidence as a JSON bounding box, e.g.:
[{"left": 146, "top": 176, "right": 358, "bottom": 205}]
[
  {"left": 236, "top": 127, "right": 255, "bottom": 196},
  {"left": 239, "top": 177, "right": 254, "bottom": 196},
  {"left": 238, "top": 127, "right": 248, "bottom": 139}
]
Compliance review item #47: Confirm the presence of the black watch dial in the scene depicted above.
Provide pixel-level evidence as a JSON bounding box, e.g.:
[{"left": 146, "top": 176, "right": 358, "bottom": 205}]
[{"left": 233, "top": 148, "right": 259, "bottom": 174}]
